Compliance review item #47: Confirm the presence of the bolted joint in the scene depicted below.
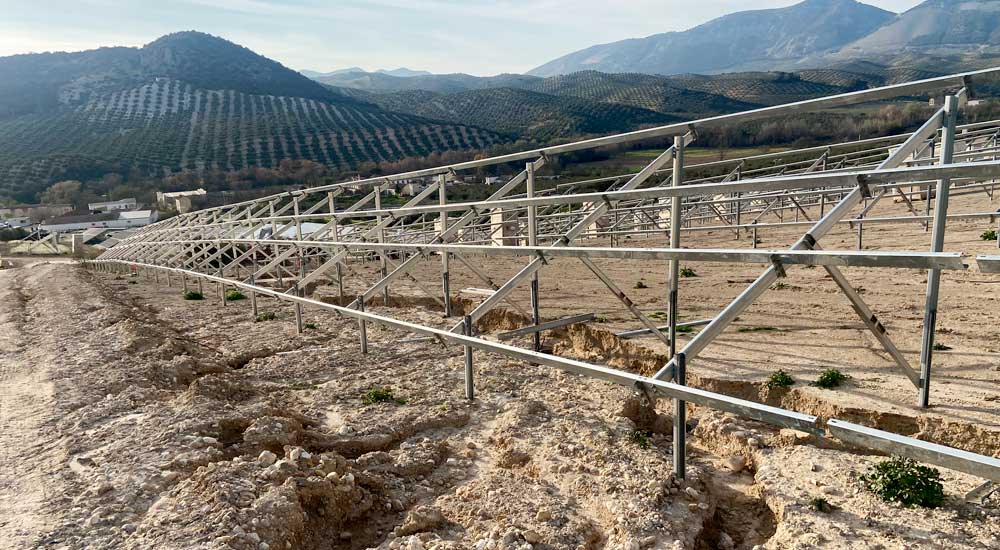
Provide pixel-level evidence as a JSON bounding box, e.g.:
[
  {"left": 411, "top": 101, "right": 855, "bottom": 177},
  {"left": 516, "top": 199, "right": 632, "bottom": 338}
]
[
  {"left": 857, "top": 175, "right": 872, "bottom": 198},
  {"left": 770, "top": 255, "right": 787, "bottom": 278}
]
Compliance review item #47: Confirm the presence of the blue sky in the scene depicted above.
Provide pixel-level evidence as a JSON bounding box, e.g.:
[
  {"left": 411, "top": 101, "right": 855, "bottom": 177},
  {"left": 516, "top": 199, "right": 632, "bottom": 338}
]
[{"left": 1, "top": 0, "right": 924, "bottom": 75}]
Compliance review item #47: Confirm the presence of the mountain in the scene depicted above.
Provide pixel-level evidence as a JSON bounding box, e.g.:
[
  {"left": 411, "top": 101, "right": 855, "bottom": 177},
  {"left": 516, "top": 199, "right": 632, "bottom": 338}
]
[
  {"left": 346, "top": 87, "right": 677, "bottom": 141},
  {"left": 314, "top": 70, "right": 541, "bottom": 93},
  {"left": 299, "top": 67, "right": 365, "bottom": 78},
  {"left": 376, "top": 68, "right": 432, "bottom": 77},
  {"left": 837, "top": 0, "right": 1000, "bottom": 56},
  {"left": 0, "top": 32, "right": 506, "bottom": 202},
  {"left": 301, "top": 67, "right": 432, "bottom": 79},
  {"left": 528, "top": 0, "right": 897, "bottom": 76}
]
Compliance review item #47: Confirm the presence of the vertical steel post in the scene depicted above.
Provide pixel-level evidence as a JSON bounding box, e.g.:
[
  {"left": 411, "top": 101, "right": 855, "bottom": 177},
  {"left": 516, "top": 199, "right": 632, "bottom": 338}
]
[
  {"left": 294, "top": 282, "right": 303, "bottom": 334},
  {"left": 358, "top": 300, "right": 368, "bottom": 354},
  {"left": 336, "top": 262, "right": 344, "bottom": 301},
  {"left": 527, "top": 162, "right": 541, "bottom": 351},
  {"left": 918, "top": 94, "right": 958, "bottom": 409},
  {"left": 375, "top": 185, "right": 389, "bottom": 305},
  {"left": 668, "top": 136, "right": 684, "bottom": 360},
  {"left": 857, "top": 222, "right": 863, "bottom": 250},
  {"left": 218, "top": 251, "right": 227, "bottom": 305},
  {"left": 250, "top": 257, "right": 259, "bottom": 319},
  {"left": 673, "top": 352, "right": 687, "bottom": 479},
  {"left": 439, "top": 175, "right": 452, "bottom": 317},
  {"left": 464, "top": 314, "right": 474, "bottom": 400}
]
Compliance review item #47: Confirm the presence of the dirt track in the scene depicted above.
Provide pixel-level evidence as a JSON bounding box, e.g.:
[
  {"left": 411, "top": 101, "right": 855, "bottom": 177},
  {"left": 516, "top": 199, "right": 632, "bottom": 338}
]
[
  {"left": 0, "top": 249, "right": 997, "bottom": 549},
  {"left": 2, "top": 189, "right": 1000, "bottom": 549}
]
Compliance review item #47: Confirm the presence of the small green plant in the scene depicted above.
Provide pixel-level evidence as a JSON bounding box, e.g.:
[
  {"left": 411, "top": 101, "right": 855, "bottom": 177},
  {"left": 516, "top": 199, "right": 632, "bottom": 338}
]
[
  {"left": 765, "top": 369, "right": 795, "bottom": 390},
  {"left": 255, "top": 311, "right": 276, "bottom": 322},
  {"left": 304, "top": 322, "right": 318, "bottom": 330},
  {"left": 679, "top": 267, "right": 697, "bottom": 278},
  {"left": 981, "top": 229, "right": 997, "bottom": 241},
  {"left": 627, "top": 429, "right": 652, "bottom": 449},
  {"left": 812, "top": 369, "right": 848, "bottom": 389},
  {"left": 225, "top": 289, "right": 246, "bottom": 301},
  {"left": 809, "top": 497, "right": 834, "bottom": 513},
  {"left": 738, "top": 326, "right": 777, "bottom": 333},
  {"left": 182, "top": 290, "right": 204, "bottom": 301},
  {"left": 676, "top": 325, "right": 694, "bottom": 333},
  {"left": 771, "top": 282, "right": 790, "bottom": 290},
  {"left": 363, "top": 387, "right": 405, "bottom": 405},
  {"left": 634, "top": 280, "right": 648, "bottom": 289},
  {"left": 860, "top": 457, "right": 944, "bottom": 508},
  {"left": 932, "top": 342, "right": 952, "bottom": 351}
]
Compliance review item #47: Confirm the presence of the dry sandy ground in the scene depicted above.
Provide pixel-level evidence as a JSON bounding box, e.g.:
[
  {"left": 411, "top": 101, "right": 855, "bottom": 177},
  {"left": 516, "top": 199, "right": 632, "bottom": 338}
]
[{"left": 0, "top": 191, "right": 998, "bottom": 549}]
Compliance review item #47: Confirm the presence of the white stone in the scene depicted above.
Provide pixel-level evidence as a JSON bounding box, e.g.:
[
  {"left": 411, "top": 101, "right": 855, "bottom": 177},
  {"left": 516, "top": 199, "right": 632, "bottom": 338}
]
[{"left": 258, "top": 451, "right": 277, "bottom": 467}]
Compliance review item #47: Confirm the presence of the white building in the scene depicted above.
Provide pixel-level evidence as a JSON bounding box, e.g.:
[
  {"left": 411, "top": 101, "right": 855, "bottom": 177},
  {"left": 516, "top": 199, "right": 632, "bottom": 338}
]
[
  {"left": 40, "top": 209, "right": 158, "bottom": 232},
  {"left": 157, "top": 189, "right": 206, "bottom": 214},
  {"left": 88, "top": 198, "right": 137, "bottom": 213}
]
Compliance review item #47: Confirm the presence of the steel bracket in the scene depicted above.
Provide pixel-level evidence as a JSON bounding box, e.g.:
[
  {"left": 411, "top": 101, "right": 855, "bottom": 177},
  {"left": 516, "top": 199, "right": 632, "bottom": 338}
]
[{"left": 770, "top": 255, "right": 787, "bottom": 278}]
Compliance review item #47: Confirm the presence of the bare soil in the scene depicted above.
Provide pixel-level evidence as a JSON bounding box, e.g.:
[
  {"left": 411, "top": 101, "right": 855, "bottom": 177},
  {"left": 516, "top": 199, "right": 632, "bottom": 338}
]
[{"left": 0, "top": 190, "right": 998, "bottom": 549}]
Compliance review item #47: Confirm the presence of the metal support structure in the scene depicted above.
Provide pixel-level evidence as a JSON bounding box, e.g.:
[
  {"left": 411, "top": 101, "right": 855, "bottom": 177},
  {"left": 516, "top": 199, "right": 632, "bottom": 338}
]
[
  {"left": 673, "top": 352, "right": 687, "bottom": 479},
  {"left": 668, "top": 135, "right": 684, "bottom": 362},
  {"left": 919, "top": 94, "right": 959, "bottom": 408},
  {"left": 527, "top": 162, "right": 541, "bottom": 351},
  {"left": 90, "top": 68, "right": 1000, "bottom": 486},
  {"left": 439, "top": 174, "right": 452, "bottom": 317},
  {"left": 464, "top": 314, "right": 474, "bottom": 400}
]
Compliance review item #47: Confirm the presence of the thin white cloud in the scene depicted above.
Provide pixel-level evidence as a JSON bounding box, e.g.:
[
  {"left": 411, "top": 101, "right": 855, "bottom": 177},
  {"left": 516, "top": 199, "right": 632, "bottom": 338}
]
[{"left": 0, "top": 0, "right": 926, "bottom": 73}]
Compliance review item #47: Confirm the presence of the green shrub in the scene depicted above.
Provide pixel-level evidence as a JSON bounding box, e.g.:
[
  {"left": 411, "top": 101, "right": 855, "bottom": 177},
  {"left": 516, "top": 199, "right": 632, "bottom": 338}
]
[
  {"left": 225, "top": 289, "right": 246, "bottom": 301},
  {"left": 182, "top": 290, "right": 204, "bottom": 300},
  {"left": 932, "top": 342, "right": 952, "bottom": 351},
  {"left": 363, "top": 387, "right": 405, "bottom": 405},
  {"left": 676, "top": 325, "right": 694, "bottom": 333},
  {"left": 812, "top": 369, "right": 848, "bottom": 389},
  {"left": 765, "top": 369, "right": 794, "bottom": 389},
  {"left": 981, "top": 229, "right": 997, "bottom": 241},
  {"left": 634, "top": 280, "right": 648, "bottom": 289},
  {"left": 255, "top": 312, "right": 276, "bottom": 322},
  {"left": 679, "top": 267, "right": 697, "bottom": 278},
  {"left": 771, "top": 282, "right": 790, "bottom": 290},
  {"left": 860, "top": 457, "right": 944, "bottom": 508},
  {"left": 627, "top": 430, "right": 652, "bottom": 449},
  {"left": 304, "top": 322, "right": 318, "bottom": 330}
]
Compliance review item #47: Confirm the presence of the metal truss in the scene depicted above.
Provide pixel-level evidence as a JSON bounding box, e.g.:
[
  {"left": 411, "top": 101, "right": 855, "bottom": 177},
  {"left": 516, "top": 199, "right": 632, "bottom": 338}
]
[{"left": 94, "top": 67, "right": 1000, "bottom": 482}]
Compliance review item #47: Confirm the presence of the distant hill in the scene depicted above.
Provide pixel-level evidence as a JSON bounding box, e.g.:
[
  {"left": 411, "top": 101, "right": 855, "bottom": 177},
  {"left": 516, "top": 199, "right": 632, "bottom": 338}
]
[
  {"left": 301, "top": 67, "right": 432, "bottom": 79},
  {"left": 314, "top": 70, "right": 541, "bottom": 93},
  {"left": 837, "top": 0, "right": 1000, "bottom": 57},
  {"left": 300, "top": 67, "right": 365, "bottom": 78},
  {"left": 528, "top": 0, "right": 895, "bottom": 76},
  {"left": 347, "top": 87, "right": 677, "bottom": 141},
  {"left": 0, "top": 32, "right": 506, "bottom": 202},
  {"left": 376, "top": 68, "right": 432, "bottom": 77},
  {"left": 324, "top": 64, "right": 944, "bottom": 129}
]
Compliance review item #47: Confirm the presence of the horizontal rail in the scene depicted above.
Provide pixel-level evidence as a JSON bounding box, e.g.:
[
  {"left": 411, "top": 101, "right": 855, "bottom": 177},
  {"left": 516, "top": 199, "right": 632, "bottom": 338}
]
[
  {"left": 90, "top": 259, "right": 1000, "bottom": 482},
  {"left": 617, "top": 319, "right": 714, "bottom": 339},
  {"left": 977, "top": 255, "right": 1000, "bottom": 273},
  {"left": 827, "top": 419, "right": 1000, "bottom": 483},
  {"left": 497, "top": 313, "right": 595, "bottom": 340},
  {"left": 109, "top": 239, "right": 970, "bottom": 271},
  {"left": 92, "top": 259, "right": 821, "bottom": 433}
]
